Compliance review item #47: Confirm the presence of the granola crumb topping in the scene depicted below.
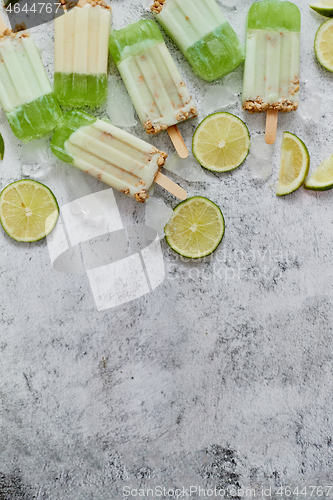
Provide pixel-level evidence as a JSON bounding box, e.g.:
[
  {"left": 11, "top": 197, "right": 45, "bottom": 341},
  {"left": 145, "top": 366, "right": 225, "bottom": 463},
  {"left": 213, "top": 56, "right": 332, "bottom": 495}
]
[
  {"left": 121, "top": 188, "right": 130, "bottom": 195},
  {"left": 144, "top": 106, "right": 197, "bottom": 134},
  {"left": 135, "top": 190, "right": 149, "bottom": 203},
  {"left": 144, "top": 120, "right": 168, "bottom": 135},
  {"left": 0, "top": 28, "right": 29, "bottom": 40},
  {"left": 176, "top": 106, "right": 198, "bottom": 122},
  {"left": 157, "top": 150, "right": 168, "bottom": 167},
  {"left": 59, "top": 0, "right": 111, "bottom": 10},
  {"left": 13, "top": 23, "right": 27, "bottom": 33},
  {"left": 77, "top": 0, "right": 111, "bottom": 10},
  {"left": 151, "top": 0, "right": 166, "bottom": 14},
  {"left": 243, "top": 98, "right": 298, "bottom": 114}
]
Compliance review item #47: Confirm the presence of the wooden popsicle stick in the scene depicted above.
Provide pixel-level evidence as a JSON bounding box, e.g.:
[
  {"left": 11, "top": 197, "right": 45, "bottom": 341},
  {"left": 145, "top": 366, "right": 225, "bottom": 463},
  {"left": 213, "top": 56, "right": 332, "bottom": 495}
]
[
  {"left": 154, "top": 172, "right": 187, "bottom": 201},
  {"left": 0, "top": 14, "right": 7, "bottom": 35},
  {"left": 167, "top": 125, "right": 189, "bottom": 159},
  {"left": 265, "top": 109, "right": 278, "bottom": 145}
]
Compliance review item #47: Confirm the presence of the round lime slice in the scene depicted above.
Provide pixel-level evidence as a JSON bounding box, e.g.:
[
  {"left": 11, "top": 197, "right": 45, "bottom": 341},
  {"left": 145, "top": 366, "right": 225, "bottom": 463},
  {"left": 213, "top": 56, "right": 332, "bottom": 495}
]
[
  {"left": 164, "top": 196, "right": 225, "bottom": 259},
  {"left": 276, "top": 132, "right": 310, "bottom": 196},
  {"left": 304, "top": 153, "right": 333, "bottom": 190},
  {"left": 310, "top": 2, "right": 333, "bottom": 17},
  {"left": 192, "top": 112, "right": 250, "bottom": 173},
  {"left": 0, "top": 179, "right": 59, "bottom": 242},
  {"left": 314, "top": 18, "right": 333, "bottom": 71}
]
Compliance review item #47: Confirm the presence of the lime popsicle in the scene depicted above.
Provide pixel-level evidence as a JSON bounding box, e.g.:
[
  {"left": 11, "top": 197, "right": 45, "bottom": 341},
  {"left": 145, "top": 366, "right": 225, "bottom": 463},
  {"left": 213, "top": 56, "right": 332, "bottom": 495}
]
[
  {"left": 50, "top": 111, "right": 187, "bottom": 203},
  {"left": 0, "top": 29, "right": 62, "bottom": 142},
  {"left": 242, "top": 0, "right": 301, "bottom": 143},
  {"left": 151, "top": 0, "right": 245, "bottom": 82},
  {"left": 109, "top": 20, "right": 197, "bottom": 156},
  {"left": 54, "top": 0, "right": 112, "bottom": 108}
]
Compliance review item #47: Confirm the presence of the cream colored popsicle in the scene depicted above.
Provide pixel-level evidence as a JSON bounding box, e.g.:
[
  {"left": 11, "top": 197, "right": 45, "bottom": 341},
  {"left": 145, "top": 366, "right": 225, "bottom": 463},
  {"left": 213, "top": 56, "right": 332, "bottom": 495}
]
[
  {"left": 151, "top": 0, "right": 245, "bottom": 81},
  {"left": 54, "top": 0, "right": 111, "bottom": 108},
  {"left": 0, "top": 27, "right": 62, "bottom": 142},
  {"left": 51, "top": 110, "right": 187, "bottom": 203},
  {"left": 242, "top": 0, "right": 301, "bottom": 144},
  {"left": 0, "top": 16, "right": 5, "bottom": 33},
  {"left": 109, "top": 19, "right": 197, "bottom": 157}
]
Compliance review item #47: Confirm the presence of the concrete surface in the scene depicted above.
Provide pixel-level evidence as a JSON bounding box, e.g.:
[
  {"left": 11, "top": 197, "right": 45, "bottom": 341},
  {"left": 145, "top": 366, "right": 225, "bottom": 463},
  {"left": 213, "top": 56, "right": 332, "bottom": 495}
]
[{"left": 1, "top": 0, "right": 333, "bottom": 498}]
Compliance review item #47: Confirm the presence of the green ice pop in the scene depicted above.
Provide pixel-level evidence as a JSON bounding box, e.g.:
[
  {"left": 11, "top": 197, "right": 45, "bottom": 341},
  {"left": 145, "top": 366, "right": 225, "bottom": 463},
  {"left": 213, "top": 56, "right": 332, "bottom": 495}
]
[
  {"left": 242, "top": 0, "right": 301, "bottom": 113},
  {"left": 0, "top": 30, "right": 62, "bottom": 142},
  {"left": 151, "top": 0, "right": 245, "bottom": 82},
  {"left": 109, "top": 20, "right": 197, "bottom": 135},
  {"left": 54, "top": 0, "right": 112, "bottom": 108},
  {"left": 51, "top": 110, "right": 167, "bottom": 203}
]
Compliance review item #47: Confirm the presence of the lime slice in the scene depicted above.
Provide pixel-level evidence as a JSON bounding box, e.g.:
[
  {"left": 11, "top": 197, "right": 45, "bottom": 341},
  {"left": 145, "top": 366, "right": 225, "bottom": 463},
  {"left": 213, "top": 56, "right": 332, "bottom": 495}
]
[
  {"left": 164, "top": 196, "right": 225, "bottom": 259},
  {"left": 276, "top": 132, "right": 310, "bottom": 196},
  {"left": 0, "top": 134, "right": 4, "bottom": 161},
  {"left": 192, "top": 112, "right": 250, "bottom": 172},
  {"left": 0, "top": 180, "right": 59, "bottom": 242},
  {"left": 310, "top": 1, "right": 333, "bottom": 17},
  {"left": 304, "top": 154, "right": 333, "bottom": 190},
  {"left": 314, "top": 18, "right": 333, "bottom": 70}
]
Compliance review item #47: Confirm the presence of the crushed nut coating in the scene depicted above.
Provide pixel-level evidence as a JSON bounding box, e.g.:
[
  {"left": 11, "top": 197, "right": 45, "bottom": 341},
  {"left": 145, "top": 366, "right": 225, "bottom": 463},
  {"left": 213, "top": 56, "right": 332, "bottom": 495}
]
[
  {"left": 243, "top": 98, "right": 298, "bottom": 113},
  {"left": 151, "top": 0, "right": 166, "bottom": 14},
  {"left": 135, "top": 191, "right": 149, "bottom": 203},
  {"left": 59, "top": 0, "right": 111, "bottom": 11},
  {"left": 0, "top": 28, "right": 29, "bottom": 40},
  {"left": 144, "top": 107, "right": 197, "bottom": 134}
]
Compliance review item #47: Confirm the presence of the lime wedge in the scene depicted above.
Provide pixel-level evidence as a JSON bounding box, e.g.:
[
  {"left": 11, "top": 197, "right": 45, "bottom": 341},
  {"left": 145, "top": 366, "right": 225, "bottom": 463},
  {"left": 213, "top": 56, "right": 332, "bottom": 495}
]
[
  {"left": 310, "top": 1, "right": 333, "bottom": 17},
  {"left": 0, "top": 180, "right": 59, "bottom": 242},
  {"left": 304, "top": 154, "right": 333, "bottom": 190},
  {"left": 0, "top": 134, "right": 4, "bottom": 161},
  {"left": 164, "top": 196, "right": 225, "bottom": 259},
  {"left": 192, "top": 112, "right": 250, "bottom": 172},
  {"left": 276, "top": 132, "right": 310, "bottom": 196},
  {"left": 314, "top": 18, "right": 333, "bottom": 70}
]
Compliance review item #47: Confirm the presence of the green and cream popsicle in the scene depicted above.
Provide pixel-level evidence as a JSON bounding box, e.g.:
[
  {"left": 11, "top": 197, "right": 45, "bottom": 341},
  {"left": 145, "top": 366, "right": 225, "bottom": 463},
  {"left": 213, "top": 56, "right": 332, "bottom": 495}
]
[
  {"left": 51, "top": 110, "right": 182, "bottom": 203},
  {"left": 54, "top": 0, "right": 112, "bottom": 108},
  {"left": 242, "top": 0, "right": 301, "bottom": 142},
  {"left": 109, "top": 19, "right": 197, "bottom": 153},
  {"left": 0, "top": 28, "right": 62, "bottom": 142},
  {"left": 151, "top": 0, "right": 245, "bottom": 82}
]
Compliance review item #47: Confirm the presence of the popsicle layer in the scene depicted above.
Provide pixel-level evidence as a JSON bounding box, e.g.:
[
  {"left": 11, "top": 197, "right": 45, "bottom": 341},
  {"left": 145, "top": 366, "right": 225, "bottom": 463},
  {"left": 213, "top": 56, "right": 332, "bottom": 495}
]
[
  {"left": 242, "top": 0, "right": 301, "bottom": 113},
  {"left": 51, "top": 111, "right": 167, "bottom": 203},
  {"left": 0, "top": 29, "right": 62, "bottom": 142},
  {"left": 54, "top": 0, "right": 111, "bottom": 108},
  {"left": 151, "top": 0, "right": 245, "bottom": 82},
  {"left": 109, "top": 20, "right": 197, "bottom": 134}
]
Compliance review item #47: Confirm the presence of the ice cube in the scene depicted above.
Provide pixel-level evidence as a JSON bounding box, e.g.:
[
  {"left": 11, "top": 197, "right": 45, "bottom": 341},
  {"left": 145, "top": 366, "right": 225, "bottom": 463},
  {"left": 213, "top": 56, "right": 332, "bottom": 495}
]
[
  {"left": 269, "top": 181, "right": 279, "bottom": 191},
  {"left": 247, "top": 153, "right": 273, "bottom": 180},
  {"left": 141, "top": 0, "right": 152, "bottom": 9},
  {"left": 64, "top": 168, "right": 94, "bottom": 216},
  {"left": 298, "top": 77, "right": 322, "bottom": 124},
  {"left": 107, "top": 76, "right": 137, "bottom": 128},
  {"left": 69, "top": 198, "right": 91, "bottom": 217},
  {"left": 223, "top": 72, "right": 243, "bottom": 95},
  {"left": 250, "top": 134, "right": 274, "bottom": 160},
  {"left": 298, "top": 97, "right": 322, "bottom": 124},
  {"left": 145, "top": 197, "right": 173, "bottom": 240},
  {"left": 19, "top": 136, "right": 53, "bottom": 164},
  {"left": 21, "top": 163, "right": 53, "bottom": 180},
  {"left": 201, "top": 86, "right": 238, "bottom": 115},
  {"left": 164, "top": 152, "right": 210, "bottom": 182}
]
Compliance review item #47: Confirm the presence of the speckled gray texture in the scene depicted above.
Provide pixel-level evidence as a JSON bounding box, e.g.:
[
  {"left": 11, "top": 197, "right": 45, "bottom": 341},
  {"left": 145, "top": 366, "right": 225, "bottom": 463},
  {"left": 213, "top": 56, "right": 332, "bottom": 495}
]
[{"left": 1, "top": 0, "right": 333, "bottom": 498}]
